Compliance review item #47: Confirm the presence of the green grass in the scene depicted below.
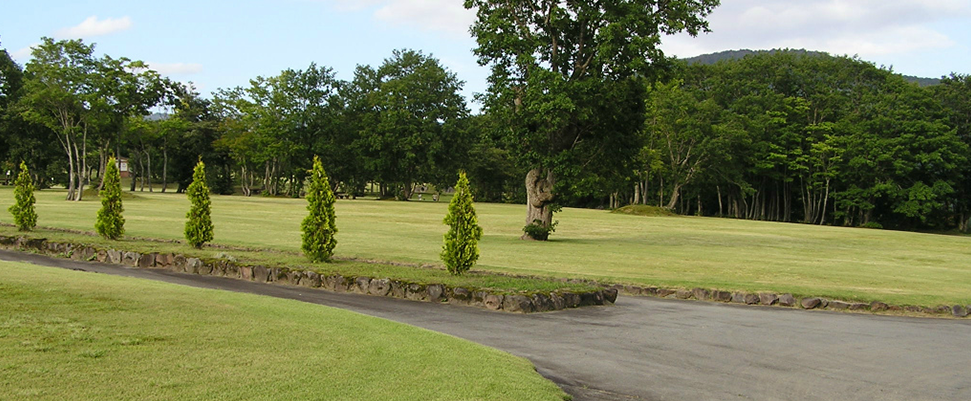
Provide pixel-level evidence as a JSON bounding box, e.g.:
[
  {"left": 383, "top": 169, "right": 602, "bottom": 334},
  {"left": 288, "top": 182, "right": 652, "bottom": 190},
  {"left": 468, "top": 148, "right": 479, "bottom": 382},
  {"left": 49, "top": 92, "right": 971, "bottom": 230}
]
[
  {"left": 1, "top": 187, "right": 970, "bottom": 307},
  {"left": 0, "top": 260, "right": 569, "bottom": 400}
]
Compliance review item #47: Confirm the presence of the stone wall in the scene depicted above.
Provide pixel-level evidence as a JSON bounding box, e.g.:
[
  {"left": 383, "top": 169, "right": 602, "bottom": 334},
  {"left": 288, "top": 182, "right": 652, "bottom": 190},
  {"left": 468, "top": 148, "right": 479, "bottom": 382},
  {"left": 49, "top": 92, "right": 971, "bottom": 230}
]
[
  {"left": 608, "top": 283, "right": 971, "bottom": 318},
  {"left": 0, "top": 235, "right": 615, "bottom": 313}
]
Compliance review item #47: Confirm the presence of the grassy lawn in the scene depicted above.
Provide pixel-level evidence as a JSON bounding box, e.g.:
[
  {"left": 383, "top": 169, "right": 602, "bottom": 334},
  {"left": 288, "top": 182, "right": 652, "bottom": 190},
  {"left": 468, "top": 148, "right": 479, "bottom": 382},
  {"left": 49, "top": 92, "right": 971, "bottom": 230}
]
[
  {"left": 1, "top": 187, "right": 970, "bottom": 306},
  {"left": 0, "top": 260, "right": 569, "bottom": 400}
]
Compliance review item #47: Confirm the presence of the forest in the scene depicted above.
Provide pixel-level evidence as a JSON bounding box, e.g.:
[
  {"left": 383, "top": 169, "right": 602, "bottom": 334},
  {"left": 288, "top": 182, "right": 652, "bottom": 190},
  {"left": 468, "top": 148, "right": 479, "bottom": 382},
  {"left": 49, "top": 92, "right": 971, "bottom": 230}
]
[{"left": 1, "top": 37, "right": 970, "bottom": 232}]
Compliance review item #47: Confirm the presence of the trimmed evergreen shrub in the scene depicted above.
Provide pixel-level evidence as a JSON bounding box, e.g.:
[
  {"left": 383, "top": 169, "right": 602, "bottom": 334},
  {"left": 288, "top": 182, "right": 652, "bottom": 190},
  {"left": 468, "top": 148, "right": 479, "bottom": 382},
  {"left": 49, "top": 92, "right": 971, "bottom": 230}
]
[
  {"left": 184, "top": 160, "right": 214, "bottom": 248},
  {"left": 9, "top": 161, "right": 37, "bottom": 232},
  {"left": 441, "top": 172, "right": 483, "bottom": 275},
  {"left": 301, "top": 155, "right": 338, "bottom": 262},
  {"left": 95, "top": 157, "right": 125, "bottom": 239}
]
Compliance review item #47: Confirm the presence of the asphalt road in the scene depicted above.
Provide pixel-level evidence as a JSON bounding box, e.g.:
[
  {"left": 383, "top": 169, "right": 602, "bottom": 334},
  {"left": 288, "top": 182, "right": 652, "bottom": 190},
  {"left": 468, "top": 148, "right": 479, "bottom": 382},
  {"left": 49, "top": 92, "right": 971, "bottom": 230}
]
[{"left": 3, "top": 249, "right": 969, "bottom": 400}]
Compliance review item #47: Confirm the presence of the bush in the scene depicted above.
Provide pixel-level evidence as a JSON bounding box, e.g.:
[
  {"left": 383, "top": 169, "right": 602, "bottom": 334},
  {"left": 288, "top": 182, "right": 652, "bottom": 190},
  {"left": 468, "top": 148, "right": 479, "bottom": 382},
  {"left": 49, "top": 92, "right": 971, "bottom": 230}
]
[
  {"left": 185, "top": 160, "right": 214, "bottom": 248},
  {"left": 522, "top": 220, "right": 557, "bottom": 241},
  {"left": 301, "top": 156, "right": 337, "bottom": 262},
  {"left": 8, "top": 161, "right": 37, "bottom": 231},
  {"left": 441, "top": 172, "right": 482, "bottom": 275},
  {"left": 95, "top": 157, "right": 125, "bottom": 239}
]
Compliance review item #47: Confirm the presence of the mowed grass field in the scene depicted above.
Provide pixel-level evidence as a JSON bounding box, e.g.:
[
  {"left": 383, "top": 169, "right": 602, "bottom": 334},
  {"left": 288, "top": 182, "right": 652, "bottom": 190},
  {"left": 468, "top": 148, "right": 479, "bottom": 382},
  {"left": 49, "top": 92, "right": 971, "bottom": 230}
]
[
  {"left": 1, "top": 187, "right": 970, "bottom": 306},
  {"left": 0, "top": 260, "right": 569, "bottom": 400}
]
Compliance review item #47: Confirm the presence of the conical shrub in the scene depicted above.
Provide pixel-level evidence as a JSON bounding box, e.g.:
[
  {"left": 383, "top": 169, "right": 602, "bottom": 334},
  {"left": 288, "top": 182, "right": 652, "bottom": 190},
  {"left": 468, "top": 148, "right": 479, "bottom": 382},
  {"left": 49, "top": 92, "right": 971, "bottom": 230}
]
[
  {"left": 96, "top": 157, "right": 125, "bottom": 239},
  {"left": 441, "top": 172, "right": 482, "bottom": 275},
  {"left": 301, "top": 156, "right": 338, "bottom": 262},
  {"left": 185, "top": 160, "right": 214, "bottom": 248},
  {"left": 9, "top": 161, "right": 37, "bottom": 232}
]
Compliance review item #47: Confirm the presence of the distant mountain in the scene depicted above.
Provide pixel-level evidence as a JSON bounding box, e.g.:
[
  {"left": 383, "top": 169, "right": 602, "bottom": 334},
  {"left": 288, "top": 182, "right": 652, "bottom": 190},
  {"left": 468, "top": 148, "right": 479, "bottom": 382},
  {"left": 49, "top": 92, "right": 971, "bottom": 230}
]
[
  {"left": 682, "top": 49, "right": 941, "bottom": 87},
  {"left": 145, "top": 112, "right": 170, "bottom": 121},
  {"left": 683, "top": 49, "right": 828, "bottom": 65}
]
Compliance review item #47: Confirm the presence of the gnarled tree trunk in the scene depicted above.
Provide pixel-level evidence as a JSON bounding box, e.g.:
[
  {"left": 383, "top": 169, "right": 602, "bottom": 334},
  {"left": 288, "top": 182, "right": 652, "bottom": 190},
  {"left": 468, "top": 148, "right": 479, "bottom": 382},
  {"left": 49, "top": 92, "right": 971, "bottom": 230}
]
[{"left": 522, "top": 168, "right": 555, "bottom": 240}]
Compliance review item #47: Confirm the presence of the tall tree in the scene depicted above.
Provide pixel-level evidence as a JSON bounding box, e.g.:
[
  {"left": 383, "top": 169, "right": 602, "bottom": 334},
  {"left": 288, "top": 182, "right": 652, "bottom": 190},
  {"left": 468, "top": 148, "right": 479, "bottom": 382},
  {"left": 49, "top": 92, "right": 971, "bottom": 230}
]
[
  {"left": 167, "top": 85, "right": 227, "bottom": 194},
  {"left": 19, "top": 38, "right": 98, "bottom": 201},
  {"left": 465, "top": 0, "right": 720, "bottom": 239},
  {"left": 301, "top": 155, "right": 338, "bottom": 262},
  {"left": 644, "top": 79, "right": 727, "bottom": 209},
  {"left": 935, "top": 74, "right": 971, "bottom": 231},
  {"left": 213, "top": 64, "right": 344, "bottom": 197},
  {"left": 350, "top": 49, "right": 469, "bottom": 200},
  {"left": 19, "top": 38, "right": 164, "bottom": 201}
]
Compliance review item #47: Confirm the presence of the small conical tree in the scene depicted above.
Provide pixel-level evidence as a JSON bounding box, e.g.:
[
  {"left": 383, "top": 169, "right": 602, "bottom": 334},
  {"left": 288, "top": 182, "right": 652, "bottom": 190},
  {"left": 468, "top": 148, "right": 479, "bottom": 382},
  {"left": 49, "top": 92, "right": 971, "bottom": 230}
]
[
  {"left": 96, "top": 157, "right": 125, "bottom": 239},
  {"left": 9, "top": 161, "right": 37, "bottom": 231},
  {"left": 184, "top": 159, "right": 214, "bottom": 248},
  {"left": 441, "top": 172, "right": 483, "bottom": 275},
  {"left": 302, "top": 155, "right": 338, "bottom": 262}
]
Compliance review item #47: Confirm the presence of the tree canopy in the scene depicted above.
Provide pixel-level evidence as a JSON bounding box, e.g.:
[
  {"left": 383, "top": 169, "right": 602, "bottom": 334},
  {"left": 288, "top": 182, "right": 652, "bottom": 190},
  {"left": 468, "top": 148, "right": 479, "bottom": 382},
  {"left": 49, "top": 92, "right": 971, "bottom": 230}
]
[
  {"left": 465, "top": 0, "right": 720, "bottom": 239},
  {"left": 3, "top": 33, "right": 971, "bottom": 233}
]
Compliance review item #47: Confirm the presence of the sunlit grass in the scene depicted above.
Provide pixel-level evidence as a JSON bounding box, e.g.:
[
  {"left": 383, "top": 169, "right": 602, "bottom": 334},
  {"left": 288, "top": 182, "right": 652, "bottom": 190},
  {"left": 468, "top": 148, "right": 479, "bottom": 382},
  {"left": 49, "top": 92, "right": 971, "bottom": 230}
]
[
  {"left": 1, "top": 186, "right": 970, "bottom": 306},
  {"left": 0, "top": 260, "right": 569, "bottom": 400}
]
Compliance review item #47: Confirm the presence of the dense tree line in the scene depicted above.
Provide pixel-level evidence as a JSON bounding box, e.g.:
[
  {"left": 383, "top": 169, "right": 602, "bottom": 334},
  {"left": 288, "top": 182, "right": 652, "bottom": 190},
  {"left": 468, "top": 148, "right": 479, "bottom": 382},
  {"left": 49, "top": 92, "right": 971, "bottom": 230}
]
[
  {"left": 633, "top": 52, "right": 971, "bottom": 231},
  {"left": 2, "top": 37, "right": 970, "bottom": 233}
]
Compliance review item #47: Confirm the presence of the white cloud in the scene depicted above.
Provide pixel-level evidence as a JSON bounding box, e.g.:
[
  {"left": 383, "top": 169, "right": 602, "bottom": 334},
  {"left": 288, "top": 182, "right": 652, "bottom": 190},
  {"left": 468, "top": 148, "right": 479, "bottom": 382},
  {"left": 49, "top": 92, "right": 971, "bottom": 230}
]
[
  {"left": 325, "top": 0, "right": 474, "bottom": 36},
  {"left": 147, "top": 62, "right": 204, "bottom": 75},
  {"left": 660, "top": 0, "right": 970, "bottom": 59},
  {"left": 55, "top": 16, "right": 132, "bottom": 38},
  {"left": 10, "top": 44, "right": 36, "bottom": 61},
  {"left": 372, "top": 0, "right": 475, "bottom": 36}
]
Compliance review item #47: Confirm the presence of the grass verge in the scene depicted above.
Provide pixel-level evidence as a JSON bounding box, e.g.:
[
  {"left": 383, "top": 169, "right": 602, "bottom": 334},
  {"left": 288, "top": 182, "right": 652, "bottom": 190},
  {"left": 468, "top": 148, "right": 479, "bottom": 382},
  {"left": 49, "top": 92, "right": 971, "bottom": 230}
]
[
  {"left": 0, "top": 260, "right": 569, "bottom": 401},
  {"left": 0, "top": 225, "right": 596, "bottom": 295}
]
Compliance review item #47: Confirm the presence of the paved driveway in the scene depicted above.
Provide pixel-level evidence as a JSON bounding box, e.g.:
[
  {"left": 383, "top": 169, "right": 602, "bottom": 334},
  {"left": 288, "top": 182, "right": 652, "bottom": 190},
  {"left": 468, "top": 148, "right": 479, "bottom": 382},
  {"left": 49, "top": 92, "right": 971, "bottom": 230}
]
[{"left": 2, "top": 249, "right": 968, "bottom": 400}]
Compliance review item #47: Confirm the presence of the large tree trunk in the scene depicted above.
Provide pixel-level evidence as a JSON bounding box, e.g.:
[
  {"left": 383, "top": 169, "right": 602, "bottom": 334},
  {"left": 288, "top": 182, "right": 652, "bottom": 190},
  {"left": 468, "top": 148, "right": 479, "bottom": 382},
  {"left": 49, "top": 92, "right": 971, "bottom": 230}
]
[
  {"left": 666, "top": 184, "right": 683, "bottom": 210},
  {"left": 97, "top": 149, "right": 106, "bottom": 191},
  {"left": 399, "top": 181, "right": 414, "bottom": 201},
  {"left": 161, "top": 148, "right": 168, "bottom": 193},
  {"left": 73, "top": 139, "right": 85, "bottom": 201},
  {"left": 146, "top": 150, "right": 153, "bottom": 192},
  {"left": 64, "top": 136, "right": 76, "bottom": 201},
  {"left": 522, "top": 168, "right": 555, "bottom": 241},
  {"left": 240, "top": 166, "right": 250, "bottom": 196}
]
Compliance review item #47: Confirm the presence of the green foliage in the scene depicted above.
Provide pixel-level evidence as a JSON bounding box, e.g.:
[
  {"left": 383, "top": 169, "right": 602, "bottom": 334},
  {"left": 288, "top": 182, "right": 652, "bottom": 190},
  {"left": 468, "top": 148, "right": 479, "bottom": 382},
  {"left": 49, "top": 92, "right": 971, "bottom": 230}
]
[
  {"left": 8, "top": 161, "right": 37, "bottom": 231},
  {"left": 212, "top": 64, "right": 344, "bottom": 198},
  {"left": 301, "top": 156, "right": 338, "bottom": 262},
  {"left": 522, "top": 220, "right": 556, "bottom": 241},
  {"left": 184, "top": 160, "right": 214, "bottom": 248},
  {"left": 441, "top": 172, "right": 483, "bottom": 275},
  {"left": 95, "top": 157, "right": 125, "bottom": 239},
  {"left": 465, "top": 0, "right": 718, "bottom": 229},
  {"left": 18, "top": 37, "right": 166, "bottom": 201},
  {"left": 348, "top": 49, "right": 469, "bottom": 199}
]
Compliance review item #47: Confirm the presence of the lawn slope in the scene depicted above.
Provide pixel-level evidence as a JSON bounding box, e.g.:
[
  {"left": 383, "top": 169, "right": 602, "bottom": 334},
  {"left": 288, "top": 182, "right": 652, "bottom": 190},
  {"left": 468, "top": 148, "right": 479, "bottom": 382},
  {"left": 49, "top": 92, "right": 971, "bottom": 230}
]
[{"left": 0, "top": 260, "right": 568, "bottom": 401}]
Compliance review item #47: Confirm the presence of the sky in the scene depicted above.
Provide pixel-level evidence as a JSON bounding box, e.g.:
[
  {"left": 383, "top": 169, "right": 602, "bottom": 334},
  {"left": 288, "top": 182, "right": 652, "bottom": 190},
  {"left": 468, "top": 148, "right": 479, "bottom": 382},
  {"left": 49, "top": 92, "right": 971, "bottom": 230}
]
[{"left": 2, "top": 0, "right": 970, "bottom": 111}]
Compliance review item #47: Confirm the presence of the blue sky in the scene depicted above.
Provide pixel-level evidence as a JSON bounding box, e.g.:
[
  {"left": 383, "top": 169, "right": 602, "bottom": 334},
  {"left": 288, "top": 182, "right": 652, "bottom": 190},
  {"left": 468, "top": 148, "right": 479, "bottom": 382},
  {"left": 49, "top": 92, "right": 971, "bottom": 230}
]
[{"left": 3, "top": 0, "right": 970, "bottom": 111}]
